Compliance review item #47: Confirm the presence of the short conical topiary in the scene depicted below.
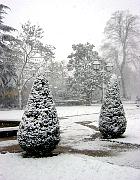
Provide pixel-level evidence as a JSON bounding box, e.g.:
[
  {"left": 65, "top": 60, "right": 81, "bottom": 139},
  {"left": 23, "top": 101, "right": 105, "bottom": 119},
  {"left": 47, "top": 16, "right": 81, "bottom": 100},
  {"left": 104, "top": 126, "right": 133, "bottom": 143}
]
[
  {"left": 17, "top": 74, "right": 60, "bottom": 156},
  {"left": 99, "top": 75, "right": 127, "bottom": 138}
]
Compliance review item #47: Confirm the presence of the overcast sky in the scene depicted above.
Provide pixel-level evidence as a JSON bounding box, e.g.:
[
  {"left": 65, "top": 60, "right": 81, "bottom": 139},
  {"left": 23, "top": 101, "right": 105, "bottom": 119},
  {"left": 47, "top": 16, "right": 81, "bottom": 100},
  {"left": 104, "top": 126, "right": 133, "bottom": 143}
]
[{"left": 1, "top": 0, "right": 140, "bottom": 61}]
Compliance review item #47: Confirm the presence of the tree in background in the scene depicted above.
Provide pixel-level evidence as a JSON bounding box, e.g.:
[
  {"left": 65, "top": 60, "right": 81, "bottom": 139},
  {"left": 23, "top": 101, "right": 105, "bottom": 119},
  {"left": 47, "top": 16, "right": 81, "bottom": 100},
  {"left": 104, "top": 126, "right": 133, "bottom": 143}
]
[
  {"left": 45, "top": 60, "right": 68, "bottom": 101},
  {"left": 17, "top": 73, "right": 60, "bottom": 156},
  {"left": 102, "top": 10, "right": 140, "bottom": 99},
  {"left": 67, "top": 42, "right": 108, "bottom": 104},
  {"left": 0, "top": 4, "right": 17, "bottom": 108},
  {"left": 99, "top": 75, "right": 127, "bottom": 138},
  {"left": 0, "top": 4, "right": 17, "bottom": 101},
  {"left": 12, "top": 21, "right": 55, "bottom": 109},
  {"left": 0, "top": 4, "right": 15, "bottom": 55}
]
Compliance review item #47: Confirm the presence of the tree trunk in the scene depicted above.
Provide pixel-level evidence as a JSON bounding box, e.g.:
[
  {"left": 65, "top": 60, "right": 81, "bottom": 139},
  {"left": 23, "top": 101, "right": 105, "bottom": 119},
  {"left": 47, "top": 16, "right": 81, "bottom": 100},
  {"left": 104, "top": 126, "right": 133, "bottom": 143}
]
[
  {"left": 18, "top": 86, "right": 22, "bottom": 109},
  {"left": 120, "top": 71, "right": 127, "bottom": 99},
  {"left": 120, "top": 44, "right": 127, "bottom": 99},
  {"left": 86, "top": 92, "right": 92, "bottom": 105}
]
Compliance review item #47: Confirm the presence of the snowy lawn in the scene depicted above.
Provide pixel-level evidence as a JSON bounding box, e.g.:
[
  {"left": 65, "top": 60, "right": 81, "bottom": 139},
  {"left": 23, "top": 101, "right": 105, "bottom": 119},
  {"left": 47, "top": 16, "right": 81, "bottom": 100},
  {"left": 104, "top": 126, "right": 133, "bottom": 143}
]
[{"left": 0, "top": 104, "right": 140, "bottom": 180}]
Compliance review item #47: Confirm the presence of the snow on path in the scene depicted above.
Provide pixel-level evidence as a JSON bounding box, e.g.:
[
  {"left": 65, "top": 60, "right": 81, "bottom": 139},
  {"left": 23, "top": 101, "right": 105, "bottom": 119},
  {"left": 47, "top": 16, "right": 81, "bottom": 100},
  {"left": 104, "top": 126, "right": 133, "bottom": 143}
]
[
  {"left": 60, "top": 114, "right": 97, "bottom": 146},
  {"left": 96, "top": 150, "right": 140, "bottom": 170},
  {"left": 0, "top": 153, "right": 140, "bottom": 180}
]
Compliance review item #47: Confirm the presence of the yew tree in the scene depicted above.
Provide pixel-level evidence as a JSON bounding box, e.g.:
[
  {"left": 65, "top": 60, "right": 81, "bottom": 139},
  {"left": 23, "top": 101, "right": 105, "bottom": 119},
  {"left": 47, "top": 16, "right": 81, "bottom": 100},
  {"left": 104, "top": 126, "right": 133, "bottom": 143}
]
[
  {"left": 99, "top": 75, "right": 127, "bottom": 138},
  {"left": 17, "top": 73, "right": 60, "bottom": 156}
]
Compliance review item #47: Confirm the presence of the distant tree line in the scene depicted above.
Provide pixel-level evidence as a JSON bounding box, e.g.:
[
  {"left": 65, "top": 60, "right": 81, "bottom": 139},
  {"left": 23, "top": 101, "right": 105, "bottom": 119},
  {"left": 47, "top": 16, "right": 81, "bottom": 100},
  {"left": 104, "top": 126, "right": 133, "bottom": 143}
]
[{"left": 0, "top": 4, "right": 140, "bottom": 109}]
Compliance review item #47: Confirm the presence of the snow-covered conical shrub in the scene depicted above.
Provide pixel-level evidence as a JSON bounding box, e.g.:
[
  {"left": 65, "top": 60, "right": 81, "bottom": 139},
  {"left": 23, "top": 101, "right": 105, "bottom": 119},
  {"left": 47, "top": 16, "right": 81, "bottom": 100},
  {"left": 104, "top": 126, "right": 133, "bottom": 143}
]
[
  {"left": 99, "top": 75, "right": 127, "bottom": 138},
  {"left": 17, "top": 74, "right": 60, "bottom": 156}
]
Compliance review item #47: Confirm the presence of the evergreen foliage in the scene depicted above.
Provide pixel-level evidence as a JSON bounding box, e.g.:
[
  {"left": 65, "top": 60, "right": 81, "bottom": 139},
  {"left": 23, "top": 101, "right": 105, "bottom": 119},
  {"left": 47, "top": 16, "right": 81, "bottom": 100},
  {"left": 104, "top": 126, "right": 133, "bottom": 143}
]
[
  {"left": 0, "top": 4, "right": 17, "bottom": 96},
  {"left": 99, "top": 75, "right": 127, "bottom": 138},
  {"left": 17, "top": 74, "right": 60, "bottom": 156},
  {"left": 0, "top": 4, "right": 16, "bottom": 55},
  {"left": 67, "top": 42, "right": 106, "bottom": 104}
]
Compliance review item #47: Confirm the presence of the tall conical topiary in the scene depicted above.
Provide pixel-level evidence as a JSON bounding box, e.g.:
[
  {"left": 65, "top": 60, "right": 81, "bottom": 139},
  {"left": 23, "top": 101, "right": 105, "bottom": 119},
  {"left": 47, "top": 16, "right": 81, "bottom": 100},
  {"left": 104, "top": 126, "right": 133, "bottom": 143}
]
[
  {"left": 99, "top": 75, "right": 127, "bottom": 138},
  {"left": 17, "top": 74, "right": 60, "bottom": 156}
]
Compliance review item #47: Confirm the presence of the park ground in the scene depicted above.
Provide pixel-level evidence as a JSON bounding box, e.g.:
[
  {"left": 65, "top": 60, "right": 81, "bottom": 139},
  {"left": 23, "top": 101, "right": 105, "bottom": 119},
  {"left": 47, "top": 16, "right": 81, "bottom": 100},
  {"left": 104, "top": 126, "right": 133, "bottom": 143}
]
[{"left": 0, "top": 104, "right": 140, "bottom": 180}]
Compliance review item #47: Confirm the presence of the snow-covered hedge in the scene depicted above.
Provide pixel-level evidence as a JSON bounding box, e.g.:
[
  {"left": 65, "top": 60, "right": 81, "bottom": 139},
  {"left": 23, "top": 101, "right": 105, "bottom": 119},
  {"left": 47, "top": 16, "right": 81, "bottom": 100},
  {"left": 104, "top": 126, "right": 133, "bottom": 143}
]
[
  {"left": 17, "top": 74, "right": 60, "bottom": 156},
  {"left": 99, "top": 75, "right": 127, "bottom": 138}
]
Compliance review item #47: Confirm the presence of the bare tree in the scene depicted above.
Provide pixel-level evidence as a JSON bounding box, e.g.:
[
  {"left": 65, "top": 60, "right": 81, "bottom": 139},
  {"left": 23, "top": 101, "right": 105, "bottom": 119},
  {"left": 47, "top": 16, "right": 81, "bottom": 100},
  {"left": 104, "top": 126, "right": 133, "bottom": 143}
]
[
  {"left": 12, "top": 21, "right": 54, "bottom": 109},
  {"left": 102, "top": 10, "right": 140, "bottom": 99}
]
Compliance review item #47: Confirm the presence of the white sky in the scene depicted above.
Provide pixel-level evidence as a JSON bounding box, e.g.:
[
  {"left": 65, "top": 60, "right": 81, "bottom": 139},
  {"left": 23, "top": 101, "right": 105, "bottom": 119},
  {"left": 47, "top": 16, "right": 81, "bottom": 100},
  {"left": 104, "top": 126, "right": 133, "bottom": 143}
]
[{"left": 1, "top": 0, "right": 140, "bottom": 61}]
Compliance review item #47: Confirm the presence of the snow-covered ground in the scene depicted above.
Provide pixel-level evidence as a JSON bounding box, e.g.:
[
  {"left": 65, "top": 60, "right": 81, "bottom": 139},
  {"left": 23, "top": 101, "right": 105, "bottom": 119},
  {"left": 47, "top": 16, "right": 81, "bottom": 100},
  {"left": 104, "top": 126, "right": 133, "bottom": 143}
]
[
  {"left": 0, "top": 110, "right": 24, "bottom": 121},
  {"left": 0, "top": 153, "right": 140, "bottom": 180},
  {"left": 0, "top": 105, "right": 99, "bottom": 121},
  {"left": 57, "top": 104, "right": 140, "bottom": 146},
  {"left": 0, "top": 104, "right": 140, "bottom": 180}
]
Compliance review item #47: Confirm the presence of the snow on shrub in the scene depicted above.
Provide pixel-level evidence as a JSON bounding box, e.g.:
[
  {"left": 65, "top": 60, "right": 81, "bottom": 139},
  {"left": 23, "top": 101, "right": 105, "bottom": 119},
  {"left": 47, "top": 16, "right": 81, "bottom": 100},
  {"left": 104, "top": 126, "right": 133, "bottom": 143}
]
[
  {"left": 17, "top": 73, "right": 60, "bottom": 156},
  {"left": 99, "top": 75, "right": 127, "bottom": 138}
]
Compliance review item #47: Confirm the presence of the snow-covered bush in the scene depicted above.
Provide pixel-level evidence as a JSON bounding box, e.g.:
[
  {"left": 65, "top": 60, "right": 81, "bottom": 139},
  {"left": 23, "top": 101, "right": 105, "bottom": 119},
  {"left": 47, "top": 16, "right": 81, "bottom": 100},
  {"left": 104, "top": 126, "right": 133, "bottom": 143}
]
[
  {"left": 99, "top": 75, "right": 127, "bottom": 138},
  {"left": 17, "top": 74, "right": 60, "bottom": 156}
]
